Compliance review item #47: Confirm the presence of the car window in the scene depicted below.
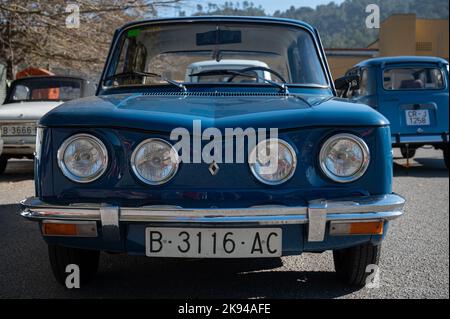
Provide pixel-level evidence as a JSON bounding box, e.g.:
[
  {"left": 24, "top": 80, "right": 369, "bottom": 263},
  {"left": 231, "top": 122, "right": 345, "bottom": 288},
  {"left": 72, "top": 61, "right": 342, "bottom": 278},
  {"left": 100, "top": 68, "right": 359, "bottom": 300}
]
[
  {"left": 383, "top": 67, "right": 444, "bottom": 90},
  {"left": 359, "top": 68, "right": 369, "bottom": 96},
  {"left": 347, "top": 68, "right": 368, "bottom": 98},
  {"left": 7, "top": 78, "right": 82, "bottom": 102},
  {"left": 105, "top": 22, "right": 328, "bottom": 87}
]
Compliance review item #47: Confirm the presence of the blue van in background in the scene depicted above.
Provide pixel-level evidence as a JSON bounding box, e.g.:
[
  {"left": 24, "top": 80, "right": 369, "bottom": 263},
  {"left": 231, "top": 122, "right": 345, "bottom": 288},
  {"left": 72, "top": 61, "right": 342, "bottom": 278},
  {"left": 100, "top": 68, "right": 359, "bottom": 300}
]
[{"left": 336, "top": 56, "right": 449, "bottom": 168}]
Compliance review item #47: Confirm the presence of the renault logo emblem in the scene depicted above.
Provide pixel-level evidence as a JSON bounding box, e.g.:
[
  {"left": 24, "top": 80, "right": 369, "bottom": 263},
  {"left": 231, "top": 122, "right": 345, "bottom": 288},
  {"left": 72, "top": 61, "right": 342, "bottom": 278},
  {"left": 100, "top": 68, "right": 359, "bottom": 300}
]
[{"left": 208, "top": 161, "right": 220, "bottom": 176}]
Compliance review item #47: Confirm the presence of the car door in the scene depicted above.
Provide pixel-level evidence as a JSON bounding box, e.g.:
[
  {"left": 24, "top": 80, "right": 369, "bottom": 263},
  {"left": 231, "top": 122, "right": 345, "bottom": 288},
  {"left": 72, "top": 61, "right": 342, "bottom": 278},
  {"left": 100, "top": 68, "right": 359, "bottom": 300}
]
[{"left": 378, "top": 62, "right": 449, "bottom": 137}]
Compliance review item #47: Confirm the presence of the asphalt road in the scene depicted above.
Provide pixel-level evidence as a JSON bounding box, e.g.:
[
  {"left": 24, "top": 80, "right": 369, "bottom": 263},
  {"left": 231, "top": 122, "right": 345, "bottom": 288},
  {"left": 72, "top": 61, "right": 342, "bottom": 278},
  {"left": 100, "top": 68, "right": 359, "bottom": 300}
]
[{"left": 0, "top": 148, "right": 448, "bottom": 299}]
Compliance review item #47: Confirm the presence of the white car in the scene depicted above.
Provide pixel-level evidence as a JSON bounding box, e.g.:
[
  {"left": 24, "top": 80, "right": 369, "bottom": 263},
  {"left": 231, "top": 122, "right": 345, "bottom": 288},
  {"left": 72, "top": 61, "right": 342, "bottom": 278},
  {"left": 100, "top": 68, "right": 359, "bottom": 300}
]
[
  {"left": 185, "top": 59, "right": 273, "bottom": 83},
  {"left": 0, "top": 130, "right": 3, "bottom": 162},
  {"left": 0, "top": 76, "right": 95, "bottom": 174}
]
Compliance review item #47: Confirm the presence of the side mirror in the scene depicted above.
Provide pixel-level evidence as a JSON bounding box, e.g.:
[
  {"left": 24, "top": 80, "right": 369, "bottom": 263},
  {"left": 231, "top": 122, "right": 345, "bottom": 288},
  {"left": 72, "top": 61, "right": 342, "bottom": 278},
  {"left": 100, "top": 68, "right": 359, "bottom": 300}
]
[{"left": 334, "top": 74, "right": 360, "bottom": 91}]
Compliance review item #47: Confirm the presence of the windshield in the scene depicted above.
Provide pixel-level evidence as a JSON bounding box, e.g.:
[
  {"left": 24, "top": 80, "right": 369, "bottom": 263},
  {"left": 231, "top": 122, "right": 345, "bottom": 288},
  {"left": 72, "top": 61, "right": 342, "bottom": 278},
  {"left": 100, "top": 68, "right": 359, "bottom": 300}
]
[
  {"left": 6, "top": 78, "right": 83, "bottom": 103},
  {"left": 104, "top": 22, "right": 329, "bottom": 88},
  {"left": 383, "top": 67, "right": 445, "bottom": 90}
]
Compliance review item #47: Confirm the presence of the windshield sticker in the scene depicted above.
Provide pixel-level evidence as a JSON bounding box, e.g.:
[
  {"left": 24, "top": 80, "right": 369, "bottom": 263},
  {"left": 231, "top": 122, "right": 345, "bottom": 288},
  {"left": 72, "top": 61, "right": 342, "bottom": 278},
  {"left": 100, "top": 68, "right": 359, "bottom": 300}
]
[{"left": 127, "top": 29, "right": 140, "bottom": 38}]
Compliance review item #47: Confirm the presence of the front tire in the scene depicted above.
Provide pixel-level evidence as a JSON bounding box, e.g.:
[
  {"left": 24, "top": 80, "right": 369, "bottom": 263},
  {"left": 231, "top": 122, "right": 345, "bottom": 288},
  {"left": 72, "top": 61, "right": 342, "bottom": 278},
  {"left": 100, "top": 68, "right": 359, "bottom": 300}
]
[
  {"left": 400, "top": 146, "right": 416, "bottom": 159},
  {"left": 48, "top": 244, "right": 100, "bottom": 287},
  {"left": 0, "top": 155, "right": 8, "bottom": 174},
  {"left": 333, "top": 243, "right": 381, "bottom": 287}
]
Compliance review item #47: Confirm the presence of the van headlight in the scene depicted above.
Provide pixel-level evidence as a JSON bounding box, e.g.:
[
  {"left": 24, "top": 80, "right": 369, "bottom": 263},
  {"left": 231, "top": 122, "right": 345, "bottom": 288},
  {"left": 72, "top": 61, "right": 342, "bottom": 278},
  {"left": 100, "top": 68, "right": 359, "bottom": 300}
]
[
  {"left": 319, "top": 133, "right": 370, "bottom": 183},
  {"left": 57, "top": 134, "right": 108, "bottom": 183},
  {"left": 249, "top": 138, "right": 297, "bottom": 185},
  {"left": 131, "top": 138, "right": 180, "bottom": 185}
]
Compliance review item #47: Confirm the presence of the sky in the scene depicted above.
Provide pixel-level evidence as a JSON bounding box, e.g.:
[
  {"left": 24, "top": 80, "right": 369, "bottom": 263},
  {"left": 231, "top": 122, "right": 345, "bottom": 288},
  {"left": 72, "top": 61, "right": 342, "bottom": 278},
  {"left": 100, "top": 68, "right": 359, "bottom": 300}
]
[{"left": 159, "top": 0, "right": 346, "bottom": 16}]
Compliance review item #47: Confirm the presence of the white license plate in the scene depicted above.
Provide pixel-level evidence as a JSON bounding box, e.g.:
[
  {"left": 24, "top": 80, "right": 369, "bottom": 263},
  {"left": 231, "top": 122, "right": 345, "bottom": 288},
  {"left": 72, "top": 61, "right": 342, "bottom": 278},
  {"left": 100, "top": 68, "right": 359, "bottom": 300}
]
[
  {"left": 2, "top": 124, "right": 37, "bottom": 136},
  {"left": 145, "top": 227, "right": 282, "bottom": 258},
  {"left": 405, "top": 110, "right": 430, "bottom": 126}
]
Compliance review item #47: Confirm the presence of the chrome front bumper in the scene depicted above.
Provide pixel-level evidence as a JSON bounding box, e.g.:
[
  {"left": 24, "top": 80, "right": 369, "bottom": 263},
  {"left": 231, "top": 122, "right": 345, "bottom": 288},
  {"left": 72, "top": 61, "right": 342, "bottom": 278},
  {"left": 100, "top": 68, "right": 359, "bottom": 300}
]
[{"left": 21, "top": 194, "right": 405, "bottom": 242}]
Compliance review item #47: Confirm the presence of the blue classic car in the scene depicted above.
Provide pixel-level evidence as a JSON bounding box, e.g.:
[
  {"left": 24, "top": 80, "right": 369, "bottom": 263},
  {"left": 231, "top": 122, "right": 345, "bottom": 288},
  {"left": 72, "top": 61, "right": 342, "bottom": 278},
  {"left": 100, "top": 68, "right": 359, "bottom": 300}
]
[
  {"left": 21, "top": 16, "right": 405, "bottom": 287},
  {"left": 336, "top": 56, "right": 449, "bottom": 168}
]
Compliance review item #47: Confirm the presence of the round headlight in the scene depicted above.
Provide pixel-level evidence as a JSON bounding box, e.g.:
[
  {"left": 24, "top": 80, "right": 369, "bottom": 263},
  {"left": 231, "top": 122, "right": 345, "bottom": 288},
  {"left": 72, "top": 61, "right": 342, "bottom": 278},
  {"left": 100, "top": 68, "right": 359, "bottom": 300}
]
[
  {"left": 131, "top": 138, "right": 179, "bottom": 185},
  {"left": 57, "top": 134, "right": 108, "bottom": 183},
  {"left": 249, "top": 138, "right": 297, "bottom": 185},
  {"left": 319, "top": 133, "right": 370, "bottom": 183}
]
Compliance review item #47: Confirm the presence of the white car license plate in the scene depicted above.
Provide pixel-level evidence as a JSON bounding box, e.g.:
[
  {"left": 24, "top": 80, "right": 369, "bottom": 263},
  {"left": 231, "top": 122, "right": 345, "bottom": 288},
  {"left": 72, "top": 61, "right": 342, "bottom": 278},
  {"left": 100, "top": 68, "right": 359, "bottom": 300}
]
[
  {"left": 2, "top": 124, "right": 37, "bottom": 136},
  {"left": 405, "top": 110, "right": 430, "bottom": 126},
  {"left": 146, "top": 227, "right": 282, "bottom": 258}
]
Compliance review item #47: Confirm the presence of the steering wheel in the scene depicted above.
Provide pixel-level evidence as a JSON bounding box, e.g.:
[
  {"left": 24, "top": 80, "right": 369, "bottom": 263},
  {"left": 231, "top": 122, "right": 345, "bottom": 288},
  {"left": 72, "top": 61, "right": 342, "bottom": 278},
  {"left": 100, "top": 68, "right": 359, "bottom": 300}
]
[{"left": 227, "top": 66, "right": 287, "bottom": 83}]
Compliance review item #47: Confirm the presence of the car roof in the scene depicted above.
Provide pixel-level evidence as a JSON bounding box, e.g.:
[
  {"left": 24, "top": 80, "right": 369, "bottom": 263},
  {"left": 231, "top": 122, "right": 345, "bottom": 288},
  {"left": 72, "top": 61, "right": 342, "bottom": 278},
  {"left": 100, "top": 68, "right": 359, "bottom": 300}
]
[
  {"left": 187, "top": 59, "right": 269, "bottom": 68},
  {"left": 355, "top": 56, "right": 449, "bottom": 68},
  {"left": 11, "top": 76, "right": 85, "bottom": 84},
  {"left": 116, "top": 16, "right": 317, "bottom": 34}
]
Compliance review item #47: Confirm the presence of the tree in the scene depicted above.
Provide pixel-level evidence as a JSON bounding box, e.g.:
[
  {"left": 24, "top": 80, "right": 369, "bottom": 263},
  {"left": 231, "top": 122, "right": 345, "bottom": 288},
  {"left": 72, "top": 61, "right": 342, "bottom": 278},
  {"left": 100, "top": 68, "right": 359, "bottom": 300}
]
[
  {"left": 0, "top": 0, "right": 182, "bottom": 79},
  {"left": 188, "top": 0, "right": 448, "bottom": 48}
]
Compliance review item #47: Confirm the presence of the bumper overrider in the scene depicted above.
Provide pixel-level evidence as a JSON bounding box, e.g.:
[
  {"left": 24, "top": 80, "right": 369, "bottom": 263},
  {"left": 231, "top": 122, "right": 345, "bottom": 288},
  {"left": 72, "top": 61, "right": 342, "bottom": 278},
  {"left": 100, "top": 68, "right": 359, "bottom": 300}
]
[{"left": 21, "top": 194, "right": 405, "bottom": 243}]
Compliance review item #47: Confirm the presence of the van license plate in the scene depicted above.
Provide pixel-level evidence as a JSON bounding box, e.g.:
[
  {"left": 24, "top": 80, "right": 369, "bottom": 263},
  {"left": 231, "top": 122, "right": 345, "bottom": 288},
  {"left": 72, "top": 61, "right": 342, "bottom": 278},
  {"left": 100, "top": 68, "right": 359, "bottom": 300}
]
[{"left": 405, "top": 110, "right": 430, "bottom": 126}]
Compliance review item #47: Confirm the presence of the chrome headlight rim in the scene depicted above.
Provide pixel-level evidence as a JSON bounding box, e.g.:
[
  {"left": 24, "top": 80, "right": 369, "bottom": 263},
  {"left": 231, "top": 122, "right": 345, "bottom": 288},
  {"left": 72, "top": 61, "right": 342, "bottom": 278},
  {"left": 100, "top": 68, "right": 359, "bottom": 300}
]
[
  {"left": 130, "top": 138, "right": 180, "bottom": 186},
  {"left": 249, "top": 138, "right": 297, "bottom": 186},
  {"left": 319, "top": 133, "right": 370, "bottom": 183},
  {"left": 57, "top": 133, "right": 109, "bottom": 184}
]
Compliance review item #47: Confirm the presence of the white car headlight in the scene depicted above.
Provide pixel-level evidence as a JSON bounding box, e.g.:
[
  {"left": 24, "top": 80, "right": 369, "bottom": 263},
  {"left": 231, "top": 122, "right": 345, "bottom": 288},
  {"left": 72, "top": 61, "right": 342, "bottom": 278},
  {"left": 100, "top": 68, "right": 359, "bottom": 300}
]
[
  {"left": 249, "top": 138, "right": 297, "bottom": 185},
  {"left": 57, "top": 134, "right": 108, "bottom": 183},
  {"left": 319, "top": 133, "right": 370, "bottom": 183},
  {"left": 131, "top": 138, "right": 180, "bottom": 185}
]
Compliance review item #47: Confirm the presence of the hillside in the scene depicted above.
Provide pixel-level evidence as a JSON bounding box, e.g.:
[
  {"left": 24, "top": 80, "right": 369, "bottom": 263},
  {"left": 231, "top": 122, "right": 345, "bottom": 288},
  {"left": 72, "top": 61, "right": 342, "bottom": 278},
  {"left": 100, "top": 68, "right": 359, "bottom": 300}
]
[{"left": 187, "top": 0, "right": 449, "bottom": 48}]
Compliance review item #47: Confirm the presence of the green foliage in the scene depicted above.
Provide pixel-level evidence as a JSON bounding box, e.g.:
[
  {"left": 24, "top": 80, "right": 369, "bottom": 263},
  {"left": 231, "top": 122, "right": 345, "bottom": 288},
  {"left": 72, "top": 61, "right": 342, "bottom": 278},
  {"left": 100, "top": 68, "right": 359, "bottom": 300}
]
[{"left": 188, "top": 0, "right": 449, "bottom": 48}]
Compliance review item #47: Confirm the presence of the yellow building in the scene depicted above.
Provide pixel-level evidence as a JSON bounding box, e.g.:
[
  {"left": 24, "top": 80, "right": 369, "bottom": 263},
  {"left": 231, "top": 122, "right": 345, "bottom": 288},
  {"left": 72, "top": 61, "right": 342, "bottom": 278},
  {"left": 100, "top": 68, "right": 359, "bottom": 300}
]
[
  {"left": 326, "top": 48, "right": 378, "bottom": 79},
  {"left": 326, "top": 14, "right": 449, "bottom": 79}
]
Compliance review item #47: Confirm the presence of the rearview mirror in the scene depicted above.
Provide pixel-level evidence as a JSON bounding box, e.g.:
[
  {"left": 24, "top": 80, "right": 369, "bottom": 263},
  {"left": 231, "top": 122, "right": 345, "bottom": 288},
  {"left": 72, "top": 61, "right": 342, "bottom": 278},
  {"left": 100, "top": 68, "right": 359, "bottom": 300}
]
[{"left": 196, "top": 29, "right": 242, "bottom": 46}]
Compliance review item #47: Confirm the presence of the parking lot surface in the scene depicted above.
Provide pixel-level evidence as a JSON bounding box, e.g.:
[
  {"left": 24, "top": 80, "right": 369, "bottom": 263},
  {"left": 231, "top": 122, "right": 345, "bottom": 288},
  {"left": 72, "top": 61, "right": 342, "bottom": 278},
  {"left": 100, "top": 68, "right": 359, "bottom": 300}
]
[{"left": 0, "top": 148, "right": 448, "bottom": 298}]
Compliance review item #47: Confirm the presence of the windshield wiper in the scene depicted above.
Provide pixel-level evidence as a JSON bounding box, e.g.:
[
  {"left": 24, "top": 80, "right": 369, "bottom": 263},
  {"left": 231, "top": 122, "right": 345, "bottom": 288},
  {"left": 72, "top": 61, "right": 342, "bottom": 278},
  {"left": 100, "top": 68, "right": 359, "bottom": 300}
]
[
  {"left": 189, "top": 69, "right": 289, "bottom": 94},
  {"left": 104, "top": 71, "right": 187, "bottom": 92}
]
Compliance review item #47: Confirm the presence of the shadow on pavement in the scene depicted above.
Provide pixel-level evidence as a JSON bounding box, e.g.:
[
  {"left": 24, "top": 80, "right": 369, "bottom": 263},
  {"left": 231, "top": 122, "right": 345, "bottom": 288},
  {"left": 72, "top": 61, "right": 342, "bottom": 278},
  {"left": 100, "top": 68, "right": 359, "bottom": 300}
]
[
  {"left": 393, "top": 157, "right": 448, "bottom": 178},
  {"left": 47, "top": 255, "right": 361, "bottom": 299},
  {"left": 0, "top": 160, "right": 34, "bottom": 182},
  {"left": 0, "top": 202, "right": 361, "bottom": 299}
]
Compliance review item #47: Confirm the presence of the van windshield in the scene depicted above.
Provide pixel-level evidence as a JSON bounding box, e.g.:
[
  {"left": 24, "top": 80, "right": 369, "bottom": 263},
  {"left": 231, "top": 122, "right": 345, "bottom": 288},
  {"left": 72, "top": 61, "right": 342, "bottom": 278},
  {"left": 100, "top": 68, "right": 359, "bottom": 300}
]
[
  {"left": 104, "top": 22, "right": 329, "bottom": 88},
  {"left": 383, "top": 67, "right": 445, "bottom": 90}
]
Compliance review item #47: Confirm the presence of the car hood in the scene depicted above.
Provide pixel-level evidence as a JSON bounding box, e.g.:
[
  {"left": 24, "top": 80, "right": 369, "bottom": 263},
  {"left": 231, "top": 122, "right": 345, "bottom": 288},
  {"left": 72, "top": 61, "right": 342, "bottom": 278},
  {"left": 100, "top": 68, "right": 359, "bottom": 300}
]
[
  {"left": 40, "top": 93, "right": 388, "bottom": 131},
  {"left": 0, "top": 101, "right": 63, "bottom": 121}
]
